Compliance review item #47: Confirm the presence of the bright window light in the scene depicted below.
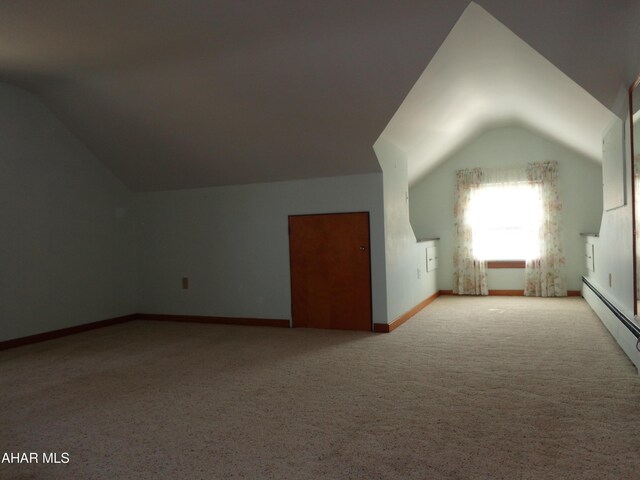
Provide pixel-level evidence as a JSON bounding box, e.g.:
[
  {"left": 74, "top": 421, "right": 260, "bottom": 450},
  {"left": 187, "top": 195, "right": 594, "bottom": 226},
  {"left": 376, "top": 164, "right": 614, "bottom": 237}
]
[{"left": 468, "top": 183, "right": 542, "bottom": 261}]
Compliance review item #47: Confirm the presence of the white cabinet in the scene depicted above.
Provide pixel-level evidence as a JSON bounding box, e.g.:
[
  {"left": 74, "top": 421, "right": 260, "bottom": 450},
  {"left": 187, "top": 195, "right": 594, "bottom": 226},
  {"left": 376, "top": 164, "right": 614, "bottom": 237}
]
[{"left": 426, "top": 246, "right": 438, "bottom": 272}]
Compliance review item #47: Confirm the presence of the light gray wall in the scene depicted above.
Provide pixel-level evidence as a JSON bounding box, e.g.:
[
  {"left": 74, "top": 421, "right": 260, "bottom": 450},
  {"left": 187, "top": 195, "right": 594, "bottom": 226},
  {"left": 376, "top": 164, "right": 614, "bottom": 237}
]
[
  {"left": 409, "top": 125, "right": 603, "bottom": 292},
  {"left": 374, "top": 137, "right": 437, "bottom": 321},
  {"left": 133, "top": 173, "right": 388, "bottom": 326},
  {"left": 582, "top": 117, "right": 638, "bottom": 370},
  {"left": 582, "top": 113, "right": 638, "bottom": 371},
  {"left": 0, "top": 83, "right": 135, "bottom": 342},
  {"left": 584, "top": 117, "right": 635, "bottom": 318},
  {"left": 0, "top": 78, "right": 390, "bottom": 338}
]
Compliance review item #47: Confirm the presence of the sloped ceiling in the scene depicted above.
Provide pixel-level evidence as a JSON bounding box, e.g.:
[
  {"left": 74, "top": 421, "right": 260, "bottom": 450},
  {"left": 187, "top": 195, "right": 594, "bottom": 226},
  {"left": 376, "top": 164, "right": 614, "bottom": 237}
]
[
  {"left": 0, "top": 1, "right": 637, "bottom": 191},
  {"left": 379, "top": 3, "right": 617, "bottom": 185}
]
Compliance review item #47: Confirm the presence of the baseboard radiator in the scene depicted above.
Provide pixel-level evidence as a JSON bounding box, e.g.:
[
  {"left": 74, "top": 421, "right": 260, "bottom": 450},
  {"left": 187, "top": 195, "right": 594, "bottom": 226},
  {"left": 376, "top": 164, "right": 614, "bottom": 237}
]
[
  {"left": 582, "top": 276, "right": 640, "bottom": 371},
  {"left": 582, "top": 277, "right": 640, "bottom": 339}
]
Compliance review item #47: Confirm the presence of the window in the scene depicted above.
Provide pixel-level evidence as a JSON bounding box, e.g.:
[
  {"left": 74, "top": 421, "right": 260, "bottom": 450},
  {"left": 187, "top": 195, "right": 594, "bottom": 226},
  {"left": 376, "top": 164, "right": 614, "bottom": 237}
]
[
  {"left": 453, "top": 161, "right": 564, "bottom": 296},
  {"left": 468, "top": 182, "right": 542, "bottom": 261}
]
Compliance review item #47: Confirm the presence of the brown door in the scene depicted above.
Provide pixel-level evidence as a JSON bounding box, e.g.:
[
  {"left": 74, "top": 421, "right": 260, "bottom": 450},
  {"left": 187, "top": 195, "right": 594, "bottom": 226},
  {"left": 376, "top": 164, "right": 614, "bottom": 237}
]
[{"left": 288, "top": 212, "right": 372, "bottom": 331}]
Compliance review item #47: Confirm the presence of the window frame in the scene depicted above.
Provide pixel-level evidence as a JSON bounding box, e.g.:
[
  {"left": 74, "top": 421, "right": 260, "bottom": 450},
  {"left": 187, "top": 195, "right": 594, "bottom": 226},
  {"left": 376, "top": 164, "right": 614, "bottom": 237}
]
[{"left": 486, "top": 260, "right": 525, "bottom": 269}]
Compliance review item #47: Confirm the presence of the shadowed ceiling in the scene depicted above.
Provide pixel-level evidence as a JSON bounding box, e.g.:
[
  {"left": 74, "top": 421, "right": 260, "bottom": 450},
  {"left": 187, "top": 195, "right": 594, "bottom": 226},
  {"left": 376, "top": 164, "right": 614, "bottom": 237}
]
[{"left": 0, "top": 1, "right": 638, "bottom": 191}]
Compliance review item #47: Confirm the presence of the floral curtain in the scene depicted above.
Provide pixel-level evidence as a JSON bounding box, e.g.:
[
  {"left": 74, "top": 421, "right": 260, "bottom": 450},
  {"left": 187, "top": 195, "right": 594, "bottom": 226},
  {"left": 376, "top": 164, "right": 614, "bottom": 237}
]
[
  {"left": 453, "top": 168, "right": 488, "bottom": 295},
  {"left": 524, "top": 161, "right": 567, "bottom": 297}
]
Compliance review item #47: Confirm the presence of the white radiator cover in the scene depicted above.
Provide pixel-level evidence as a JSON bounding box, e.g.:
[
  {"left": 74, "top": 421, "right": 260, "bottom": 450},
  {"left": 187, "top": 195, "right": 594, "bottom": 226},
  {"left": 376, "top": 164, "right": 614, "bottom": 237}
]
[{"left": 583, "top": 284, "right": 640, "bottom": 373}]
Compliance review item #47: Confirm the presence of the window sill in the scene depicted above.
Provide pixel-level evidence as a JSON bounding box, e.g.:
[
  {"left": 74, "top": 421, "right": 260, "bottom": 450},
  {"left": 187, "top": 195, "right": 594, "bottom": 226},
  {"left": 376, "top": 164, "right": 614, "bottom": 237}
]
[{"left": 487, "top": 260, "right": 525, "bottom": 269}]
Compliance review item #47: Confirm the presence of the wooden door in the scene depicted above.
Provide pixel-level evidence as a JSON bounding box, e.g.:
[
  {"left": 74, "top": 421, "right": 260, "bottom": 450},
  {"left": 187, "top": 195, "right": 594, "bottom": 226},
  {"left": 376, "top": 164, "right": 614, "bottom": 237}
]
[{"left": 288, "top": 212, "right": 372, "bottom": 331}]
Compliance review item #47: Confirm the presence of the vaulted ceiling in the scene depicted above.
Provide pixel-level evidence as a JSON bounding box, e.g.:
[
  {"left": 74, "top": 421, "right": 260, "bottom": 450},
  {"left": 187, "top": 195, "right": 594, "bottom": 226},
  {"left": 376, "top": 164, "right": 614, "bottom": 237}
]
[
  {"left": 380, "top": 3, "right": 618, "bottom": 185},
  {"left": 0, "top": 1, "right": 638, "bottom": 191}
]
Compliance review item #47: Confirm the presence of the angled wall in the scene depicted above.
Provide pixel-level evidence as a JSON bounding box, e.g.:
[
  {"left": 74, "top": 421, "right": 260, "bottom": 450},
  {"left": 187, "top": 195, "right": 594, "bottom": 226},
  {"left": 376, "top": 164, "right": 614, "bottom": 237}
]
[
  {"left": 0, "top": 83, "right": 136, "bottom": 342},
  {"left": 0, "top": 78, "right": 390, "bottom": 338},
  {"left": 585, "top": 117, "right": 634, "bottom": 314},
  {"left": 582, "top": 116, "right": 639, "bottom": 370},
  {"left": 374, "top": 137, "right": 437, "bottom": 322}
]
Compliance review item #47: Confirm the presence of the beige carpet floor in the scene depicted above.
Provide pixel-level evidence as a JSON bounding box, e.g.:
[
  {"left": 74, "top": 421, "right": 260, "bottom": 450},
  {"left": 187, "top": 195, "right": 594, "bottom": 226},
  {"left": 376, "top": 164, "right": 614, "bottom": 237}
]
[{"left": 1, "top": 296, "right": 639, "bottom": 479}]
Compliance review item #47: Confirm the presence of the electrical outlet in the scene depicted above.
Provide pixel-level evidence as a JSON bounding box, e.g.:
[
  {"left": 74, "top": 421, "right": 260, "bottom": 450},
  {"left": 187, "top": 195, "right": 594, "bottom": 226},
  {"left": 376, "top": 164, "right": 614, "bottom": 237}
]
[{"left": 182, "top": 277, "right": 189, "bottom": 289}]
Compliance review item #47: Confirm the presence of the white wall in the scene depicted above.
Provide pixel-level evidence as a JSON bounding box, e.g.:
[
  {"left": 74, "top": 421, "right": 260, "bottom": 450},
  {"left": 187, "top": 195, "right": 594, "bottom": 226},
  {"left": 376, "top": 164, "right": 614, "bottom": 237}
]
[
  {"left": 374, "top": 137, "right": 437, "bottom": 322},
  {"left": 133, "top": 173, "right": 388, "bottom": 326},
  {"left": 0, "top": 83, "right": 135, "bottom": 342},
  {"left": 583, "top": 117, "right": 635, "bottom": 318},
  {"left": 581, "top": 116, "right": 636, "bottom": 371},
  {"left": 409, "top": 125, "right": 603, "bottom": 292},
  {"left": 564, "top": 76, "right": 640, "bottom": 371}
]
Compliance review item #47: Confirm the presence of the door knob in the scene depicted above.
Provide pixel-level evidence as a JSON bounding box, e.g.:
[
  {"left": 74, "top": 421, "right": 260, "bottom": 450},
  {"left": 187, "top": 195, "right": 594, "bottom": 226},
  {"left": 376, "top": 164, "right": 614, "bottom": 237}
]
[{"left": 359, "top": 246, "right": 366, "bottom": 251}]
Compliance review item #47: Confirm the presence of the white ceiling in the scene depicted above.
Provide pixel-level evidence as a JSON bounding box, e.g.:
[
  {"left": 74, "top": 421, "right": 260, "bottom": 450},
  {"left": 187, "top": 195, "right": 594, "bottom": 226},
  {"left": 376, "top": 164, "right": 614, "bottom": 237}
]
[
  {"left": 0, "top": 1, "right": 637, "bottom": 191},
  {"left": 379, "top": 2, "right": 617, "bottom": 185}
]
